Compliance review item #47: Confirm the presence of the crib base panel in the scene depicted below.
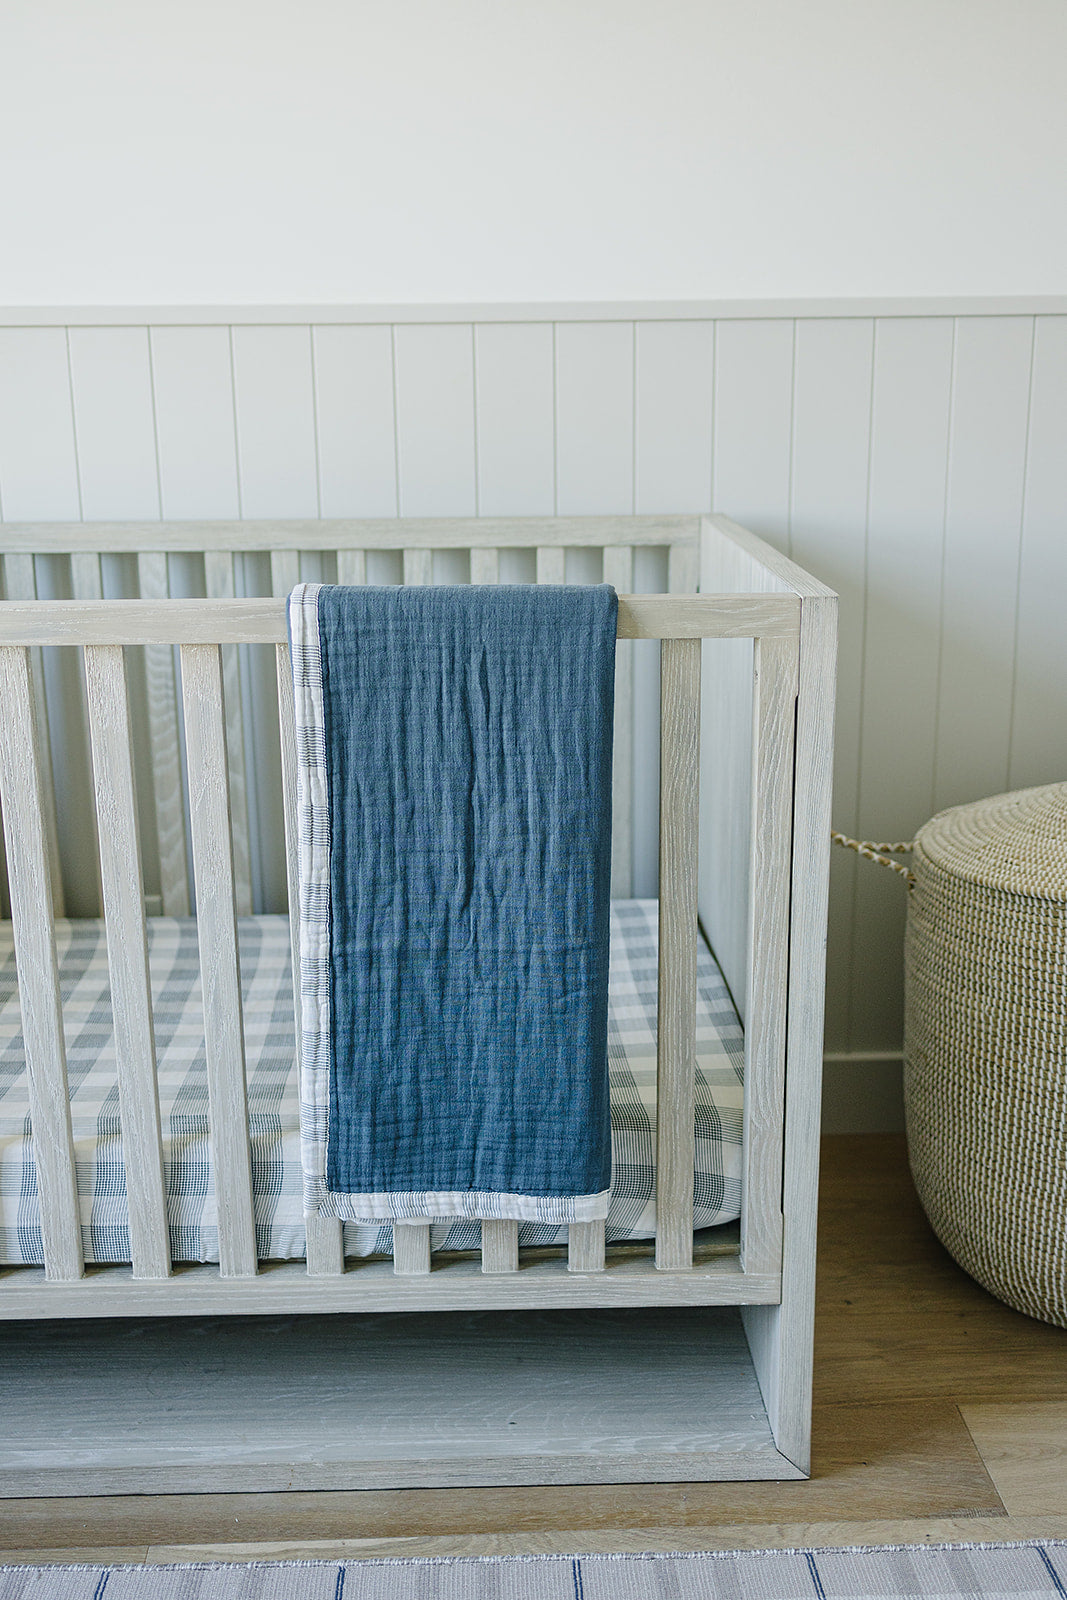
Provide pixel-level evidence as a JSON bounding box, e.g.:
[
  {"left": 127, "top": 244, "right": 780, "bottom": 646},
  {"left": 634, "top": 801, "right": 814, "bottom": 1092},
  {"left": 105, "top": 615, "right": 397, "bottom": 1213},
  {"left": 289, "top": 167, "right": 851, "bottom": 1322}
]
[{"left": 0, "top": 1306, "right": 806, "bottom": 1493}]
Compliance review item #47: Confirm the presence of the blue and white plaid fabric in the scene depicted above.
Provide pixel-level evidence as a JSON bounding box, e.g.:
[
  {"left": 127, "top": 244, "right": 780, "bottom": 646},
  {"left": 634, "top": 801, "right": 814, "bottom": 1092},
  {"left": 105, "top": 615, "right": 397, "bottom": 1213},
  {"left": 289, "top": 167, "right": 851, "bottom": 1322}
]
[{"left": 0, "top": 902, "right": 741, "bottom": 1264}]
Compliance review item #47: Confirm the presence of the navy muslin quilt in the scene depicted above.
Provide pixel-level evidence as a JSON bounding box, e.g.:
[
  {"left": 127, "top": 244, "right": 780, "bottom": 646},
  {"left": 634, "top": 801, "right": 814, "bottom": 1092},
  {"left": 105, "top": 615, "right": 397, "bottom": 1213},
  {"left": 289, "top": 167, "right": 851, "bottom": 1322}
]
[{"left": 289, "top": 582, "right": 618, "bottom": 1224}]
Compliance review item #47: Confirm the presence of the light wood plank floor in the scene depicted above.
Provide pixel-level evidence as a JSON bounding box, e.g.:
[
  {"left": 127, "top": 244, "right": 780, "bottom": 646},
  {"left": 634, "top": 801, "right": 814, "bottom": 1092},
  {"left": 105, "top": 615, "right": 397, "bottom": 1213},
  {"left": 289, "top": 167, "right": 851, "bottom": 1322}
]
[{"left": 1, "top": 1134, "right": 1065, "bottom": 1564}]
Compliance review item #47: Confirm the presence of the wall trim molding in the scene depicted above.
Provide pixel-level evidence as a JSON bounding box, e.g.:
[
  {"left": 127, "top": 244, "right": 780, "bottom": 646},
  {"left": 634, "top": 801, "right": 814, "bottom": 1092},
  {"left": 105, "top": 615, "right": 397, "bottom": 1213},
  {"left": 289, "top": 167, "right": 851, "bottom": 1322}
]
[{"left": 1, "top": 298, "right": 1065, "bottom": 327}]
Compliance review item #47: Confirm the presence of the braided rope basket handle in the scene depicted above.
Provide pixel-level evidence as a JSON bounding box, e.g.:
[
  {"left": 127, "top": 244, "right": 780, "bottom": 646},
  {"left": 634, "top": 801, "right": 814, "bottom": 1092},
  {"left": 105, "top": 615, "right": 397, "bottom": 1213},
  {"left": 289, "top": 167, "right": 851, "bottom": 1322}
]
[{"left": 831, "top": 831, "right": 915, "bottom": 883}]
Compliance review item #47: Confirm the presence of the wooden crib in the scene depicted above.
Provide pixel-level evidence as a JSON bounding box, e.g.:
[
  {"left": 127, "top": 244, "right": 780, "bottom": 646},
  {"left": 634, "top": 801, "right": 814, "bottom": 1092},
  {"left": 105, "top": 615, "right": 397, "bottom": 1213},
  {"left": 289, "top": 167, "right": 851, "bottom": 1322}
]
[{"left": 0, "top": 513, "right": 835, "bottom": 1495}]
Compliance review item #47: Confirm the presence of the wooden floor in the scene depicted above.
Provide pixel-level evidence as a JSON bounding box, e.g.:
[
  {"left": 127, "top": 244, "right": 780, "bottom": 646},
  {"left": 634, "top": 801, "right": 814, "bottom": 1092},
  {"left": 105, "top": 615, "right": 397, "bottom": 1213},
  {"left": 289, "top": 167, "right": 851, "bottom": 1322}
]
[{"left": 1, "top": 1134, "right": 1066, "bottom": 1564}]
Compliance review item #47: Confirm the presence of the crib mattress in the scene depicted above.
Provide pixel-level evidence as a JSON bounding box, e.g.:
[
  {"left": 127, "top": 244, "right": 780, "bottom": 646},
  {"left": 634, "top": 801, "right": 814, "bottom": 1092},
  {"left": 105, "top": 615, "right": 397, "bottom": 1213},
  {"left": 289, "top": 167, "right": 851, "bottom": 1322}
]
[{"left": 0, "top": 900, "right": 743, "bottom": 1265}]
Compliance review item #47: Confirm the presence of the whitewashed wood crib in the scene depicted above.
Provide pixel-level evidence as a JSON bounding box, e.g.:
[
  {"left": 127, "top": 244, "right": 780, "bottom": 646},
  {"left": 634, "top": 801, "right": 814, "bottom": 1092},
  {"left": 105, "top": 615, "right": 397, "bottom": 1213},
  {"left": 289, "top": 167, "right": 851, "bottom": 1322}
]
[{"left": 0, "top": 514, "right": 835, "bottom": 1496}]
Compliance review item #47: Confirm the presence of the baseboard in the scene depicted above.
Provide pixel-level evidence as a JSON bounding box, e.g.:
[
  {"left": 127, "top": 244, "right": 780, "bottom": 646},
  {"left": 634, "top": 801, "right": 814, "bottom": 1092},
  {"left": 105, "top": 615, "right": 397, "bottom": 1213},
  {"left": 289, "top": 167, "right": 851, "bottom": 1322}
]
[{"left": 821, "top": 1053, "right": 904, "bottom": 1135}]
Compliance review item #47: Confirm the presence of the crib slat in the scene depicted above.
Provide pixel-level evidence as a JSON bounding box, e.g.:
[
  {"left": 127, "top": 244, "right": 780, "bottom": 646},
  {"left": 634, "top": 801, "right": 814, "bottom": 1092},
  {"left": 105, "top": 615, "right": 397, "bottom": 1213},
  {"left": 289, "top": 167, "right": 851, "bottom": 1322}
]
[
  {"left": 336, "top": 550, "right": 367, "bottom": 585},
  {"left": 403, "top": 549, "right": 434, "bottom": 585},
  {"left": 69, "top": 552, "right": 103, "bottom": 599},
  {"left": 741, "top": 634, "right": 797, "bottom": 1277},
  {"left": 0, "top": 646, "right": 82, "bottom": 1280},
  {"left": 393, "top": 1221, "right": 432, "bottom": 1276},
  {"left": 469, "top": 547, "right": 499, "bottom": 585},
  {"left": 536, "top": 547, "right": 566, "bottom": 585},
  {"left": 602, "top": 545, "right": 634, "bottom": 898},
  {"left": 203, "top": 552, "right": 253, "bottom": 916},
  {"left": 668, "top": 541, "right": 699, "bottom": 596},
  {"left": 276, "top": 642, "right": 345, "bottom": 1278},
  {"left": 655, "top": 637, "right": 701, "bottom": 1272},
  {"left": 84, "top": 644, "right": 171, "bottom": 1280},
  {"left": 567, "top": 1220, "right": 606, "bottom": 1273},
  {"left": 180, "top": 643, "right": 258, "bottom": 1279},
  {"left": 270, "top": 550, "right": 301, "bottom": 596},
  {"left": 0, "top": 555, "right": 65, "bottom": 915},
  {"left": 137, "top": 553, "right": 191, "bottom": 916},
  {"left": 481, "top": 1220, "right": 519, "bottom": 1273}
]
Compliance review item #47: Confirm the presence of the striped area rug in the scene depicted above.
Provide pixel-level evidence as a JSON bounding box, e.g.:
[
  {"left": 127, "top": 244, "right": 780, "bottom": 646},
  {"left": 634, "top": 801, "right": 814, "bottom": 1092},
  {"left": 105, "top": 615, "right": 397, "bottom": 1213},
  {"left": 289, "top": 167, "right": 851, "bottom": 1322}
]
[{"left": 2, "top": 1544, "right": 1067, "bottom": 1598}]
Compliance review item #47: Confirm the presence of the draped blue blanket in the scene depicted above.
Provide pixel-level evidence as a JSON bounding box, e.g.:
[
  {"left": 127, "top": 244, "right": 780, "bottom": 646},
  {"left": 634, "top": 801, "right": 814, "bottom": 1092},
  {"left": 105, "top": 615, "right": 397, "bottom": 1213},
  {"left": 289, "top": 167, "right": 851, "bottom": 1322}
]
[{"left": 289, "top": 582, "right": 617, "bottom": 1224}]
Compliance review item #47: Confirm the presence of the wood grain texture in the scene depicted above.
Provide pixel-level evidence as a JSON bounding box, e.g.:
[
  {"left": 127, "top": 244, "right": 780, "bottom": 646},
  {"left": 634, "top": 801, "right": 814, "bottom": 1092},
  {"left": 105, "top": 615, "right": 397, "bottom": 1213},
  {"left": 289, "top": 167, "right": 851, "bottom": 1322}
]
[
  {"left": 481, "top": 1221, "right": 520, "bottom": 1274},
  {"left": 275, "top": 641, "right": 344, "bottom": 1279},
  {"left": 602, "top": 545, "right": 634, "bottom": 898},
  {"left": 0, "top": 555, "right": 65, "bottom": 915},
  {"left": 0, "top": 1307, "right": 798, "bottom": 1495},
  {"left": 655, "top": 638, "right": 700, "bottom": 1272},
  {"left": 535, "top": 546, "right": 566, "bottom": 584},
  {"left": 0, "top": 516, "right": 699, "bottom": 554},
  {"left": 739, "top": 635, "right": 797, "bottom": 1279},
  {"left": 135, "top": 552, "right": 190, "bottom": 917},
  {"left": 5, "top": 1139, "right": 1046, "bottom": 1550},
  {"left": 393, "top": 1223, "right": 432, "bottom": 1278},
  {"left": 203, "top": 552, "right": 252, "bottom": 915},
  {"left": 336, "top": 549, "right": 368, "bottom": 585},
  {"left": 567, "top": 1222, "right": 606, "bottom": 1274},
  {"left": 960, "top": 1402, "right": 1067, "bottom": 1514},
  {"left": 743, "top": 591, "right": 837, "bottom": 1474},
  {"left": 179, "top": 644, "right": 257, "bottom": 1279},
  {"left": 0, "top": 1244, "right": 775, "bottom": 1320},
  {"left": 403, "top": 548, "right": 434, "bottom": 586},
  {"left": 0, "top": 594, "right": 797, "bottom": 647},
  {"left": 0, "top": 647, "right": 81, "bottom": 1280},
  {"left": 83, "top": 645, "right": 170, "bottom": 1280},
  {"left": 469, "top": 547, "right": 500, "bottom": 584}
]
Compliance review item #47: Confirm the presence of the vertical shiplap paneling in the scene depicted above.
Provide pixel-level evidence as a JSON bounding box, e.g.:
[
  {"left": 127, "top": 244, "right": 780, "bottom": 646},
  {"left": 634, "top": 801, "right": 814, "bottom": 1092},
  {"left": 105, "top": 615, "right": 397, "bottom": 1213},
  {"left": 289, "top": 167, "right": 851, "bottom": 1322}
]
[
  {"left": 712, "top": 319, "right": 794, "bottom": 550},
  {"left": 1009, "top": 316, "right": 1067, "bottom": 791},
  {"left": 0, "top": 329, "right": 81, "bottom": 519},
  {"left": 849, "top": 319, "right": 954, "bottom": 1053},
  {"left": 555, "top": 323, "right": 634, "bottom": 514},
  {"left": 0, "top": 328, "right": 82, "bottom": 920},
  {"left": 474, "top": 323, "right": 555, "bottom": 516},
  {"left": 55, "top": 328, "right": 165, "bottom": 914},
  {"left": 231, "top": 326, "right": 320, "bottom": 912},
  {"left": 67, "top": 328, "right": 161, "bottom": 519},
  {"left": 790, "top": 319, "right": 874, "bottom": 1054},
  {"left": 150, "top": 326, "right": 241, "bottom": 518},
  {"left": 394, "top": 325, "right": 477, "bottom": 517},
  {"left": 634, "top": 321, "right": 714, "bottom": 514},
  {"left": 231, "top": 326, "right": 319, "bottom": 518},
  {"left": 935, "top": 317, "right": 1034, "bottom": 813},
  {"left": 313, "top": 325, "right": 399, "bottom": 517}
]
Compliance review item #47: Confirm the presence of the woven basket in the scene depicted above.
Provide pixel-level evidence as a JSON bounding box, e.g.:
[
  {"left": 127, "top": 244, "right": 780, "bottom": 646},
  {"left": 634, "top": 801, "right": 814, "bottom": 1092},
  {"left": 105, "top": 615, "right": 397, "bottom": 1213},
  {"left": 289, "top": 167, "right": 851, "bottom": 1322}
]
[{"left": 904, "top": 782, "right": 1067, "bottom": 1327}]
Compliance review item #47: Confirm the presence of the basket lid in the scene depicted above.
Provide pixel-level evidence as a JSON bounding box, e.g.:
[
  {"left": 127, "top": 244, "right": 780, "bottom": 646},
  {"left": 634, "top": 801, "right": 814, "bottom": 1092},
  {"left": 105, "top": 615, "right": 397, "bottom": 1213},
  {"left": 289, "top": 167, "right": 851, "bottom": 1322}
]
[{"left": 915, "top": 782, "right": 1067, "bottom": 899}]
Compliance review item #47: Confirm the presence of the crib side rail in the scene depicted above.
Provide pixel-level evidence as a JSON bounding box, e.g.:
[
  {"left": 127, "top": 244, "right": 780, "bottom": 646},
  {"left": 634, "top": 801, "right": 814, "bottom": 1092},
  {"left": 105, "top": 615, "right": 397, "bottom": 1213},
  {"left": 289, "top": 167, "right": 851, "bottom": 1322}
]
[{"left": 0, "top": 592, "right": 800, "bottom": 1295}]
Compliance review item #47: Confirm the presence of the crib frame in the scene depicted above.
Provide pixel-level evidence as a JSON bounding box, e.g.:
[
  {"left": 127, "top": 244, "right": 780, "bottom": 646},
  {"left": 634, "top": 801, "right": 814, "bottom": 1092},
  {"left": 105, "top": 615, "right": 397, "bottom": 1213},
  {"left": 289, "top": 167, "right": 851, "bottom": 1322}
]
[{"left": 0, "top": 514, "right": 835, "bottom": 1493}]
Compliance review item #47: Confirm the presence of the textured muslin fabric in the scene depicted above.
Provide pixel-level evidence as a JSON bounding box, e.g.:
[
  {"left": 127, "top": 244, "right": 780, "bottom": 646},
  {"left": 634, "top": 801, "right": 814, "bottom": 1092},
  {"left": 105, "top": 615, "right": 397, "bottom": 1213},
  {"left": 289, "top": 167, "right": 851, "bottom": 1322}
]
[{"left": 290, "top": 581, "right": 617, "bottom": 1224}]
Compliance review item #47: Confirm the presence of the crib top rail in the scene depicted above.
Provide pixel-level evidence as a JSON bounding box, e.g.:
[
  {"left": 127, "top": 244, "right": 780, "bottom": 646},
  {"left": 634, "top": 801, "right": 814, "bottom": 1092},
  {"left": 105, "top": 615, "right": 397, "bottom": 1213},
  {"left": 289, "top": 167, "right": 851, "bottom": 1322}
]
[
  {"left": 0, "top": 592, "right": 801, "bottom": 645},
  {"left": 0, "top": 514, "right": 701, "bottom": 554}
]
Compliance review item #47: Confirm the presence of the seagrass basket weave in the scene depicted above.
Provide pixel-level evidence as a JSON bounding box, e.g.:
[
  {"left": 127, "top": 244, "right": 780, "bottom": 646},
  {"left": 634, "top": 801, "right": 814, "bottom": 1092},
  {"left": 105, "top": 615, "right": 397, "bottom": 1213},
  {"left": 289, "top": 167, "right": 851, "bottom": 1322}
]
[{"left": 903, "top": 782, "right": 1067, "bottom": 1327}]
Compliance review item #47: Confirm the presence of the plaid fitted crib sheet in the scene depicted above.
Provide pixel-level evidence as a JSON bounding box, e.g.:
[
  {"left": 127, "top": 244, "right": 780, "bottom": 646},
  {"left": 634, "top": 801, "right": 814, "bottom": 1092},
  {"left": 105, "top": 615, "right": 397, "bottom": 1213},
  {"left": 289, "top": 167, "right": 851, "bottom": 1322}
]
[{"left": 0, "top": 900, "right": 743, "bottom": 1265}]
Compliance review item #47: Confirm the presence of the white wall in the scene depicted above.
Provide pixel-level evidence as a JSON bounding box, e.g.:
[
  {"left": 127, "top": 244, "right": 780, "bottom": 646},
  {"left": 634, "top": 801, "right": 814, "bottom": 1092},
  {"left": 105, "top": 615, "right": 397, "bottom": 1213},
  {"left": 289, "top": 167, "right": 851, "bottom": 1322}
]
[{"left": 2, "top": 0, "right": 1066, "bottom": 304}]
